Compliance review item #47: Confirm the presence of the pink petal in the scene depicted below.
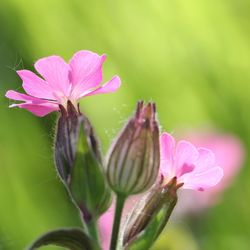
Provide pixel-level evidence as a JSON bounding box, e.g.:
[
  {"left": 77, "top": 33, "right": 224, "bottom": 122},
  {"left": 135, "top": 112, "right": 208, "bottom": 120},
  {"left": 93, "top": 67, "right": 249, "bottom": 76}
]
[
  {"left": 6, "top": 90, "right": 58, "bottom": 116},
  {"left": 195, "top": 148, "right": 216, "bottom": 172},
  {"left": 69, "top": 51, "right": 106, "bottom": 94},
  {"left": 6, "top": 90, "right": 43, "bottom": 102},
  {"left": 160, "top": 133, "right": 175, "bottom": 176},
  {"left": 181, "top": 167, "right": 224, "bottom": 191},
  {"left": 17, "top": 70, "right": 55, "bottom": 100},
  {"left": 98, "top": 205, "right": 114, "bottom": 250},
  {"left": 175, "top": 141, "right": 199, "bottom": 177},
  {"left": 190, "top": 132, "right": 245, "bottom": 189},
  {"left": 98, "top": 196, "right": 139, "bottom": 250},
  {"left": 83, "top": 76, "right": 121, "bottom": 97},
  {"left": 12, "top": 102, "right": 59, "bottom": 117},
  {"left": 178, "top": 163, "right": 195, "bottom": 176},
  {"left": 34, "top": 55, "right": 70, "bottom": 96}
]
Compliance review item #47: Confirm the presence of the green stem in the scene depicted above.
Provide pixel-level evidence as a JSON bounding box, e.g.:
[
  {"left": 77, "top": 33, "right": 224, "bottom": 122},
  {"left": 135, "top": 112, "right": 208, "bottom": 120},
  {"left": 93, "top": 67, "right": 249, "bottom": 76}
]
[
  {"left": 79, "top": 211, "right": 100, "bottom": 245},
  {"left": 87, "top": 219, "right": 100, "bottom": 243},
  {"left": 110, "top": 195, "right": 126, "bottom": 250}
]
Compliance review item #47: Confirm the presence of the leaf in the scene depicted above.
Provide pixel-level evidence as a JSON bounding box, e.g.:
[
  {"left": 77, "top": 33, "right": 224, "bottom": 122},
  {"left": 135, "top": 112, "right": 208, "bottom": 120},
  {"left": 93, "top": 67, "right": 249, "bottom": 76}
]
[{"left": 27, "top": 228, "right": 99, "bottom": 250}]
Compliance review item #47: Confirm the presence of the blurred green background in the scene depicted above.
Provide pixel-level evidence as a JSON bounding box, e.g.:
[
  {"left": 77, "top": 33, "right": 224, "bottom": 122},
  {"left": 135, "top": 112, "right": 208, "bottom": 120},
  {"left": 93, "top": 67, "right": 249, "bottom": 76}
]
[{"left": 0, "top": 0, "right": 249, "bottom": 249}]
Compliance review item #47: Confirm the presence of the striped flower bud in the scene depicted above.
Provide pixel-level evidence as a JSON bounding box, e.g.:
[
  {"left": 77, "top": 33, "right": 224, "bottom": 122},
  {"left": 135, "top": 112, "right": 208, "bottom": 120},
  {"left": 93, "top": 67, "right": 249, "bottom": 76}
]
[
  {"left": 54, "top": 101, "right": 81, "bottom": 183},
  {"left": 55, "top": 101, "right": 111, "bottom": 221},
  {"left": 122, "top": 177, "right": 181, "bottom": 249},
  {"left": 107, "top": 101, "right": 160, "bottom": 196}
]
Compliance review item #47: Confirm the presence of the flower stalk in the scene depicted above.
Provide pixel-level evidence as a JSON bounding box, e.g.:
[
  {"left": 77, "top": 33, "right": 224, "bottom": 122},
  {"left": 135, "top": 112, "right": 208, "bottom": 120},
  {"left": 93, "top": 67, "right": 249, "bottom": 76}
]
[
  {"left": 87, "top": 219, "right": 100, "bottom": 243},
  {"left": 110, "top": 195, "right": 126, "bottom": 250}
]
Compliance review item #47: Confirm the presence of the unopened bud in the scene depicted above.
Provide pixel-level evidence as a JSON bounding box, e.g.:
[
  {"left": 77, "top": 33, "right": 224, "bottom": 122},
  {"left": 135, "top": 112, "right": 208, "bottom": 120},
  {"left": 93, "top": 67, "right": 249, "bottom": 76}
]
[
  {"left": 54, "top": 101, "right": 80, "bottom": 182},
  {"left": 54, "top": 101, "right": 111, "bottom": 221},
  {"left": 123, "top": 177, "right": 181, "bottom": 249},
  {"left": 107, "top": 101, "right": 160, "bottom": 196}
]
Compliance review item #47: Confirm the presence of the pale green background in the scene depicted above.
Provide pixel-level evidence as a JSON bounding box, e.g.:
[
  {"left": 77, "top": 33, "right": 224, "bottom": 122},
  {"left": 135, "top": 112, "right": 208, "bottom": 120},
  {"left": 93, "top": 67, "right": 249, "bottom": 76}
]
[{"left": 0, "top": 0, "right": 249, "bottom": 249}]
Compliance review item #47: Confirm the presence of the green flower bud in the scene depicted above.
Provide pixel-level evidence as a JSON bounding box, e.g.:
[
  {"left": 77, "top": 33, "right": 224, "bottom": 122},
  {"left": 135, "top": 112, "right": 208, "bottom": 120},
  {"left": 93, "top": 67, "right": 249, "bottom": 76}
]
[
  {"left": 123, "top": 177, "right": 181, "bottom": 249},
  {"left": 54, "top": 101, "right": 112, "bottom": 222},
  {"left": 107, "top": 101, "right": 160, "bottom": 196}
]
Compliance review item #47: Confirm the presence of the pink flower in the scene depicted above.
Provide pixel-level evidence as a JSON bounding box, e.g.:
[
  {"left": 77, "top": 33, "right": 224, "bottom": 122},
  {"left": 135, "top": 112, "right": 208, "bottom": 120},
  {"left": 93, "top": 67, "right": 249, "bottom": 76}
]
[
  {"left": 98, "top": 204, "right": 114, "bottom": 250},
  {"left": 5, "top": 50, "right": 121, "bottom": 116},
  {"left": 185, "top": 131, "right": 245, "bottom": 193},
  {"left": 175, "top": 131, "right": 245, "bottom": 213},
  {"left": 160, "top": 132, "right": 223, "bottom": 191}
]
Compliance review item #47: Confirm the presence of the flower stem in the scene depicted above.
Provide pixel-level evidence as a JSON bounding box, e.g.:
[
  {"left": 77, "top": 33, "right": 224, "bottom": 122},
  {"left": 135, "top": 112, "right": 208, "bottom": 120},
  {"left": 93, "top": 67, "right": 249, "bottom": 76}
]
[
  {"left": 110, "top": 194, "right": 126, "bottom": 250},
  {"left": 87, "top": 219, "right": 100, "bottom": 243},
  {"left": 80, "top": 211, "right": 100, "bottom": 245}
]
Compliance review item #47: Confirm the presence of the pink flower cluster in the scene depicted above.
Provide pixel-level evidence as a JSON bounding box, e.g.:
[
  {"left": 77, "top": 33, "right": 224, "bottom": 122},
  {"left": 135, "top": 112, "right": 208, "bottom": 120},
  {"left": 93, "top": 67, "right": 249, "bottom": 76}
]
[
  {"left": 6, "top": 50, "right": 121, "bottom": 116},
  {"left": 6, "top": 50, "right": 229, "bottom": 250}
]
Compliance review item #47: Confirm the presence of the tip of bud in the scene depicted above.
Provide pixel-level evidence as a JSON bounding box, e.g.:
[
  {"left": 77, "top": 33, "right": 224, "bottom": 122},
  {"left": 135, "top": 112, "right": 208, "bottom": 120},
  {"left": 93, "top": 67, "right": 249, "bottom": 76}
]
[
  {"left": 135, "top": 101, "right": 156, "bottom": 129},
  {"left": 59, "top": 101, "right": 79, "bottom": 117},
  {"left": 59, "top": 104, "right": 67, "bottom": 117},
  {"left": 163, "top": 177, "right": 183, "bottom": 197}
]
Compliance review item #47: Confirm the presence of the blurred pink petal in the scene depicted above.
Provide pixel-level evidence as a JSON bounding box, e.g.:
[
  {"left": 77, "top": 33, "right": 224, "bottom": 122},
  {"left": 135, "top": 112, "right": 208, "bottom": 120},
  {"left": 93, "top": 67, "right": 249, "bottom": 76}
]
[
  {"left": 189, "top": 131, "right": 245, "bottom": 190},
  {"left": 160, "top": 132, "right": 223, "bottom": 191},
  {"left": 98, "top": 204, "right": 114, "bottom": 250},
  {"left": 174, "top": 130, "right": 245, "bottom": 215},
  {"left": 98, "top": 195, "right": 141, "bottom": 250},
  {"left": 196, "top": 148, "right": 216, "bottom": 172},
  {"left": 6, "top": 50, "right": 121, "bottom": 116},
  {"left": 182, "top": 167, "right": 223, "bottom": 191},
  {"left": 175, "top": 141, "right": 198, "bottom": 177},
  {"left": 160, "top": 133, "right": 175, "bottom": 176}
]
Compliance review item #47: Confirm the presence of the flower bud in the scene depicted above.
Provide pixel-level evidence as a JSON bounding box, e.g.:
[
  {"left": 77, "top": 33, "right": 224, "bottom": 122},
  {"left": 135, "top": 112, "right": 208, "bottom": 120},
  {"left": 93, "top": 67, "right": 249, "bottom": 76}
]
[
  {"left": 122, "top": 177, "right": 181, "bottom": 249},
  {"left": 107, "top": 101, "right": 160, "bottom": 196},
  {"left": 54, "top": 101, "right": 80, "bottom": 182},
  {"left": 54, "top": 101, "right": 112, "bottom": 221}
]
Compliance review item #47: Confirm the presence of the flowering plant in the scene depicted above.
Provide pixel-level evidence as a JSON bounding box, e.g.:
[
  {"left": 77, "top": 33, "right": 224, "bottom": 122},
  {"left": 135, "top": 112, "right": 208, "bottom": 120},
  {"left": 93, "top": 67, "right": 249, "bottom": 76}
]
[{"left": 6, "top": 50, "right": 223, "bottom": 250}]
